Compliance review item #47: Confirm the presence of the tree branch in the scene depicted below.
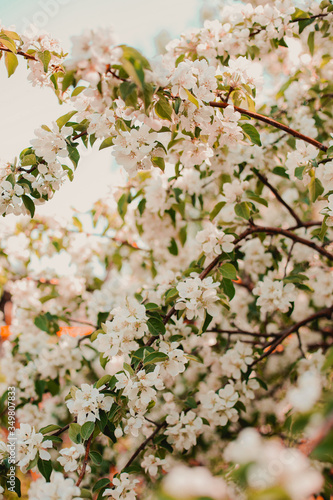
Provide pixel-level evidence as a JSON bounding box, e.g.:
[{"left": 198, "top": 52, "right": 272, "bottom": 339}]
[
  {"left": 76, "top": 433, "right": 93, "bottom": 487},
  {"left": 209, "top": 101, "right": 328, "bottom": 152},
  {"left": 251, "top": 306, "right": 333, "bottom": 366},
  {"left": 123, "top": 421, "right": 167, "bottom": 470},
  {"left": 0, "top": 45, "right": 37, "bottom": 61},
  {"left": 207, "top": 328, "right": 279, "bottom": 338},
  {"left": 299, "top": 412, "right": 333, "bottom": 457},
  {"left": 234, "top": 224, "right": 333, "bottom": 261},
  {"left": 289, "top": 13, "right": 329, "bottom": 23},
  {"left": 252, "top": 169, "right": 303, "bottom": 226}
]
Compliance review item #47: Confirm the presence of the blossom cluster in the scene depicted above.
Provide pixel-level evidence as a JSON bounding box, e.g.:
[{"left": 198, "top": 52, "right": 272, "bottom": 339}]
[{"left": 0, "top": 1, "right": 332, "bottom": 499}]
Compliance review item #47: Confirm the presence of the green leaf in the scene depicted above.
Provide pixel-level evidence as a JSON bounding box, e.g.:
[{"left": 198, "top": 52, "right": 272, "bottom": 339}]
[
  {"left": 168, "top": 237, "right": 178, "bottom": 256},
  {"left": 37, "top": 459, "right": 52, "bottom": 482},
  {"left": 81, "top": 421, "right": 95, "bottom": 441},
  {"left": 234, "top": 201, "right": 251, "bottom": 220},
  {"left": 283, "top": 273, "right": 308, "bottom": 283},
  {"left": 184, "top": 88, "right": 199, "bottom": 108},
  {"left": 69, "top": 423, "right": 82, "bottom": 444},
  {"left": 99, "top": 137, "right": 113, "bottom": 150},
  {"left": 96, "top": 374, "right": 112, "bottom": 389},
  {"left": 145, "top": 303, "right": 160, "bottom": 310},
  {"left": 147, "top": 317, "right": 166, "bottom": 336},
  {"left": 155, "top": 96, "right": 173, "bottom": 121},
  {"left": 151, "top": 156, "right": 165, "bottom": 172},
  {"left": 220, "top": 263, "right": 238, "bottom": 280},
  {"left": 138, "top": 198, "right": 146, "bottom": 215},
  {"left": 39, "top": 424, "right": 61, "bottom": 435},
  {"left": 144, "top": 351, "right": 168, "bottom": 365},
  {"left": 21, "top": 154, "right": 37, "bottom": 166},
  {"left": 37, "top": 50, "right": 51, "bottom": 72},
  {"left": 4, "top": 51, "right": 18, "bottom": 77},
  {"left": 62, "top": 71, "right": 75, "bottom": 92},
  {"left": 89, "top": 451, "right": 103, "bottom": 465},
  {"left": 318, "top": 218, "right": 328, "bottom": 241},
  {"left": 272, "top": 166, "right": 289, "bottom": 179},
  {"left": 71, "top": 85, "right": 86, "bottom": 97},
  {"left": 245, "top": 190, "right": 268, "bottom": 207},
  {"left": 221, "top": 278, "right": 235, "bottom": 300},
  {"left": 165, "top": 287, "right": 178, "bottom": 301},
  {"left": 310, "top": 430, "right": 333, "bottom": 463},
  {"left": 308, "top": 177, "right": 324, "bottom": 202},
  {"left": 9, "top": 477, "right": 21, "bottom": 498},
  {"left": 35, "top": 379, "right": 46, "bottom": 400},
  {"left": 173, "top": 97, "right": 182, "bottom": 114},
  {"left": 97, "top": 311, "right": 109, "bottom": 328},
  {"left": 179, "top": 225, "right": 187, "bottom": 246},
  {"left": 80, "top": 489, "right": 93, "bottom": 499},
  {"left": 120, "top": 81, "right": 137, "bottom": 102},
  {"left": 142, "top": 82, "right": 154, "bottom": 110},
  {"left": 210, "top": 201, "right": 226, "bottom": 221},
  {"left": 241, "top": 123, "right": 261, "bottom": 146},
  {"left": 295, "top": 165, "right": 305, "bottom": 180},
  {"left": 100, "top": 353, "right": 108, "bottom": 370},
  {"left": 92, "top": 478, "right": 111, "bottom": 493},
  {"left": 202, "top": 312, "right": 213, "bottom": 333},
  {"left": 67, "top": 145, "right": 80, "bottom": 169},
  {"left": 120, "top": 45, "right": 150, "bottom": 89},
  {"left": 186, "top": 353, "right": 203, "bottom": 363},
  {"left": 0, "top": 34, "right": 17, "bottom": 52},
  {"left": 185, "top": 396, "right": 197, "bottom": 409},
  {"left": 56, "top": 111, "right": 77, "bottom": 130},
  {"left": 307, "top": 31, "right": 315, "bottom": 56},
  {"left": 117, "top": 193, "right": 128, "bottom": 220},
  {"left": 22, "top": 195, "right": 35, "bottom": 218}
]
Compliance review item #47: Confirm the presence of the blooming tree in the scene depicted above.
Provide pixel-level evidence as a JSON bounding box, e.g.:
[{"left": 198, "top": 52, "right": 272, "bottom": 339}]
[{"left": 0, "top": 0, "right": 333, "bottom": 498}]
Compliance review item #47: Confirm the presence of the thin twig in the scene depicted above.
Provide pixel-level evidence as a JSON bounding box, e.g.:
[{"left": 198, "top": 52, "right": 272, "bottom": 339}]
[
  {"left": 234, "top": 225, "right": 333, "bottom": 261},
  {"left": 283, "top": 241, "right": 295, "bottom": 278},
  {"left": 76, "top": 433, "right": 94, "bottom": 487},
  {"left": 253, "top": 169, "right": 303, "bottom": 226},
  {"left": 209, "top": 100, "right": 328, "bottom": 152},
  {"left": 123, "top": 421, "right": 167, "bottom": 470},
  {"left": 50, "top": 423, "right": 70, "bottom": 437},
  {"left": 289, "top": 13, "right": 329, "bottom": 23},
  {"left": 251, "top": 306, "right": 333, "bottom": 366},
  {"left": 0, "top": 45, "right": 37, "bottom": 61},
  {"left": 208, "top": 328, "right": 279, "bottom": 338},
  {"left": 299, "top": 412, "right": 333, "bottom": 456},
  {"left": 296, "top": 330, "right": 306, "bottom": 358}
]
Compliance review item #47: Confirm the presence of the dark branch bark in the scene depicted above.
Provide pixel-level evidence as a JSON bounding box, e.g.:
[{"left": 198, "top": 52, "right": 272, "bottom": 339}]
[
  {"left": 209, "top": 101, "right": 328, "bottom": 152},
  {"left": 76, "top": 433, "right": 94, "bottom": 487},
  {"left": 251, "top": 306, "right": 333, "bottom": 366},
  {"left": 123, "top": 421, "right": 167, "bottom": 470}
]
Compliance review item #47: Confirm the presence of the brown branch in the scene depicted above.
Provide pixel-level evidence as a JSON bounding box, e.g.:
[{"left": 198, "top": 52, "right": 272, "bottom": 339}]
[
  {"left": 0, "top": 45, "right": 37, "bottom": 61},
  {"left": 208, "top": 328, "right": 279, "bottom": 338},
  {"left": 251, "top": 306, "right": 333, "bottom": 366},
  {"left": 66, "top": 318, "right": 97, "bottom": 328},
  {"left": 234, "top": 224, "right": 333, "bottom": 261},
  {"left": 50, "top": 423, "right": 70, "bottom": 436},
  {"left": 252, "top": 169, "right": 303, "bottom": 226},
  {"left": 299, "top": 412, "right": 333, "bottom": 456},
  {"left": 145, "top": 222, "right": 332, "bottom": 351},
  {"left": 249, "top": 13, "right": 329, "bottom": 38},
  {"left": 105, "top": 65, "right": 129, "bottom": 82},
  {"left": 72, "top": 131, "right": 88, "bottom": 140},
  {"left": 289, "top": 13, "right": 329, "bottom": 23},
  {"left": 287, "top": 221, "right": 322, "bottom": 230},
  {"left": 123, "top": 421, "right": 167, "bottom": 470},
  {"left": 209, "top": 101, "right": 328, "bottom": 152},
  {"left": 76, "top": 433, "right": 94, "bottom": 487}
]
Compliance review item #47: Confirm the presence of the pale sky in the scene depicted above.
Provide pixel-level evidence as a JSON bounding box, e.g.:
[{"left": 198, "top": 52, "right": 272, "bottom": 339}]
[{"left": 0, "top": 0, "right": 202, "bottom": 219}]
